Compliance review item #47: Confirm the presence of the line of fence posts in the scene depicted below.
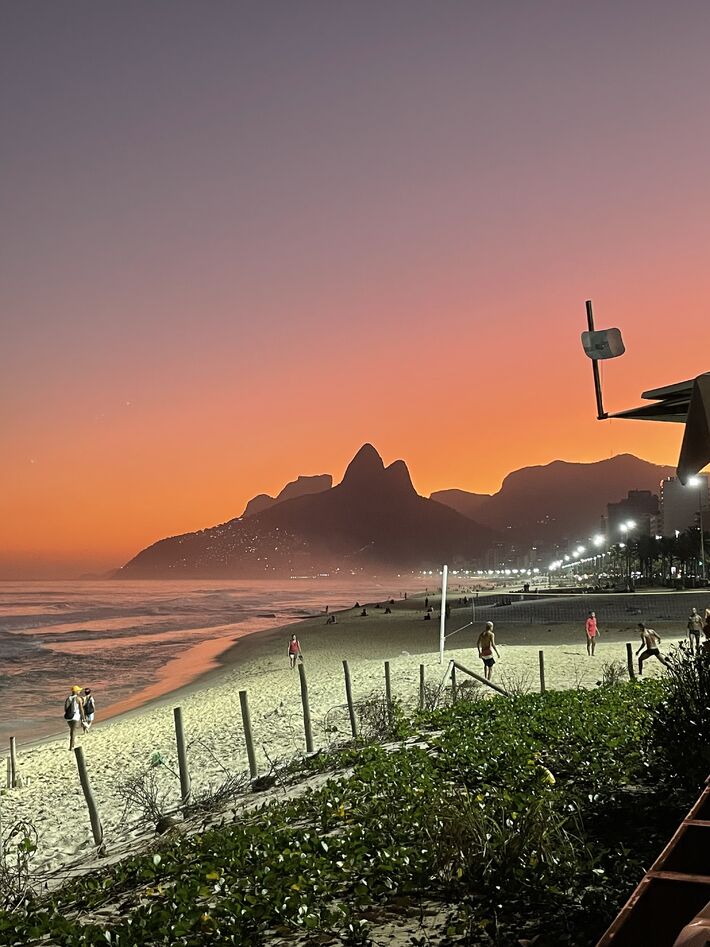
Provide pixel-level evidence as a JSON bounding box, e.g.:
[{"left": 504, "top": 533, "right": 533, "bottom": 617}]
[
  {"left": 42, "top": 636, "right": 618, "bottom": 869},
  {"left": 65, "top": 641, "right": 656, "bottom": 862}
]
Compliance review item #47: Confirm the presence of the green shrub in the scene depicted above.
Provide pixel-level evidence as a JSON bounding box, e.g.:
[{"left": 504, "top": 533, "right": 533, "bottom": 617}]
[{"left": 649, "top": 646, "right": 710, "bottom": 789}]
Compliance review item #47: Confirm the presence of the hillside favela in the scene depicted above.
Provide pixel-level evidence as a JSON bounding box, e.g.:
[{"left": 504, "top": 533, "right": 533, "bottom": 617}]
[{"left": 3, "top": 4, "right": 710, "bottom": 946}]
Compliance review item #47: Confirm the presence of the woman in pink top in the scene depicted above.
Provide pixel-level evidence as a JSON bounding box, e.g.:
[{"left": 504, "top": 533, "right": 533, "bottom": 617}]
[{"left": 585, "top": 611, "right": 599, "bottom": 656}]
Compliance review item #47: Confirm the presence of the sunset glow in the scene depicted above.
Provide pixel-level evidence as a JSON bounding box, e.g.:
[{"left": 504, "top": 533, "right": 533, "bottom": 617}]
[{"left": 2, "top": 2, "right": 709, "bottom": 577}]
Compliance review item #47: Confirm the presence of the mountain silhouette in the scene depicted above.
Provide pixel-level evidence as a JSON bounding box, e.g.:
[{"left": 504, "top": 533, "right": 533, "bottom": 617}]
[
  {"left": 433, "top": 454, "right": 674, "bottom": 545},
  {"left": 119, "top": 444, "right": 495, "bottom": 578},
  {"left": 430, "top": 489, "right": 491, "bottom": 520},
  {"left": 242, "top": 474, "right": 332, "bottom": 517}
]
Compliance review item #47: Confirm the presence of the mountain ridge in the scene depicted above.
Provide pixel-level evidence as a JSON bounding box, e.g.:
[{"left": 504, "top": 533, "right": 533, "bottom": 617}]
[
  {"left": 432, "top": 453, "right": 674, "bottom": 545},
  {"left": 118, "top": 444, "right": 495, "bottom": 578}
]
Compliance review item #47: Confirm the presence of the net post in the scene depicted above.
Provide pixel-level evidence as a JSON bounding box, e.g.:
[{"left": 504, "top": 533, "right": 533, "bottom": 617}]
[{"left": 439, "top": 564, "right": 448, "bottom": 664}]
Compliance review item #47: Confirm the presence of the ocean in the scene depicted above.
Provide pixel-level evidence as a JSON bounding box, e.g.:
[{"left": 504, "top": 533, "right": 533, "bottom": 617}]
[{"left": 0, "top": 578, "right": 407, "bottom": 745}]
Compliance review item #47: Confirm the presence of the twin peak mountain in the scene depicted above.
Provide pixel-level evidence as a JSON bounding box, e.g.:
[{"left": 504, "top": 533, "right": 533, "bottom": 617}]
[{"left": 119, "top": 444, "right": 672, "bottom": 578}]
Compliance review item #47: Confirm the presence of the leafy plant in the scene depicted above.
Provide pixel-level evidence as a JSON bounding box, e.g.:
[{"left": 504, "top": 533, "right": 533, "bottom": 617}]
[{"left": 649, "top": 646, "right": 710, "bottom": 788}]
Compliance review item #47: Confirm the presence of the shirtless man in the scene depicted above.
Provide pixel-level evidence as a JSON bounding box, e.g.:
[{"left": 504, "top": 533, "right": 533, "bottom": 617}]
[
  {"left": 477, "top": 621, "right": 500, "bottom": 681},
  {"left": 585, "top": 611, "right": 599, "bottom": 656},
  {"left": 635, "top": 623, "right": 669, "bottom": 676},
  {"left": 688, "top": 608, "right": 704, "bottom": 653}
]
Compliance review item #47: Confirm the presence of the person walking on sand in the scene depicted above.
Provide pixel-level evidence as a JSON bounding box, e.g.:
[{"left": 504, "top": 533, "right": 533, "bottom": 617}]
[
  {"left": 288, "top": 633, "right": 302, "bottom": 669},
  {"left": 636, "top": 623, "right": 669, "bottom": 675},
  {"left": 585, "top": 611, "right": 599, "bottom": 656},
  {"left": 82, "top": 688, "right": 96, "bottom": 732},
  {"left": 688, "top": 608, "right": 704, "bottom": 653},
  {"left": 477, "top": 621, "right": 500, "bottom": 681},
  {"left": 64, "top": 685, "right": 85, "bottom": 751}
]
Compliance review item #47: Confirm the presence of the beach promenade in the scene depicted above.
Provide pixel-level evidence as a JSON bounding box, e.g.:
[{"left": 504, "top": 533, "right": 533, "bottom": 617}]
[{"left": 1, "top": 595, "right": 687, "bottom": 879}]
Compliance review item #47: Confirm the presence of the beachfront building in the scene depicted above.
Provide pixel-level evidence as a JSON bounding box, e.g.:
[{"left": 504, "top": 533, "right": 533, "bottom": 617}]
[
  {"left": 660, "top": 475, "right": 710, "bottom": 536},
  {"left": 606, "top": 490, "right": 659, "bottom": 538}
]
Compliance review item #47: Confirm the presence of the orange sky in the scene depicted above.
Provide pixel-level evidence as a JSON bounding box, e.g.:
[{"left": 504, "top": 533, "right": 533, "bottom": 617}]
[{"left": 2, "top": 3, "right": 709, "bottom": 577}]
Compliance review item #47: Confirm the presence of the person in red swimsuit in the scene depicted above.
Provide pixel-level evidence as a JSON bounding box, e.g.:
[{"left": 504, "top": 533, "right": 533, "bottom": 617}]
[
  {"left": 288, "top": 633, "right": 302, "bottom": 669},
  {"left": 585, "top": 611, "right": 599, "bottom": 656}
]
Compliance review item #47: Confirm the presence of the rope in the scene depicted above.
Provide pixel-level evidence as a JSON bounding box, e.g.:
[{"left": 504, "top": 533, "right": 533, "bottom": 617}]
[{"left": 444, "top": 620, "right": 473, "bottom": 640}]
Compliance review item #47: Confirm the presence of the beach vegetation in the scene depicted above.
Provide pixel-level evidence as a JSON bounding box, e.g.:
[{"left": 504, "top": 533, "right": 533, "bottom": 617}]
[
  {"left": 0, "top": 675, "right": 697, "bottom": 946},
  {"left": 649, "top": 645, "right": 710, "bottom": 788},
  {"left": 0, "top": 819, "right": 38, "bottom": 911}
]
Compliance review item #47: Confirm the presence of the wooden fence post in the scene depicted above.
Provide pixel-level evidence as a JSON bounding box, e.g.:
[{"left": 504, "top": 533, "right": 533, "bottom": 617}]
[
  {"left": 451, "top": 660, "right": 510, "bottom": 697},
  {"left": 173, "top": 707, "right": 191, "bottom": 806},
  {"left": 384, "top": 661, "right": 393, "bottom": 722},
  {"left": 6, "top": 757, "right": 11, "bottom": 789},
  {"left": 74, "top": 746, "right": 104, "bottom": 851},
  {"left": 9, "top": 737, "right": 17, "bottom": 789},
  {"left": 451, "top": 665, "right": 458, "bottom": 703},
  {"left": 342, "top": 660, "right": 358, "bottom": 738},
  {"left": 298, "top": 662, "right": 315, "bottom": 753},
  {"left": 626, "top": 643, "right": 636, "bottom": 680},
  {"left": 239, "top": 691, "right": 258, "bottom": 779},
  {"left": 419, "top": 664, "right": 426, "bottom": 710},
  {"left": 538, "top": 650, "right": 546, "bottom": 694}
]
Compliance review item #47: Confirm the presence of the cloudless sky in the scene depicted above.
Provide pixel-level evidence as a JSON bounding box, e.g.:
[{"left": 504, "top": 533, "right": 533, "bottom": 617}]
[{"left": 2, "top": 1, "right": 710, "bottom": 577}]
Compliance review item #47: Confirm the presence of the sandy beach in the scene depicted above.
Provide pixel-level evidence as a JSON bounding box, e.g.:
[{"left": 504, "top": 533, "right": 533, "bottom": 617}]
[{"left": 2, "top": 596, "right": 678, "bottom": 881}]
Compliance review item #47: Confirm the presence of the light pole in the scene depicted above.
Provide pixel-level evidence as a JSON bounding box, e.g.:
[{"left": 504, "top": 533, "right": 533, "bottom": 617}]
[
  {"left": 592, "top": 534, "right": 606, "bottom": 582},
  {"left": 688, "top": 477, "right": 707, "bottom": 583},
  {"left": 619, "top": 520, "right": 637, "bottom": 589}
]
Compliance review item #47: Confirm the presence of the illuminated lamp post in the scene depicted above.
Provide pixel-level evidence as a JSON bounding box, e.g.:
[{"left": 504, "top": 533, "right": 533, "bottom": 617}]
[{"left": 687, "top": 477, "right": 707, "bottom": 582}]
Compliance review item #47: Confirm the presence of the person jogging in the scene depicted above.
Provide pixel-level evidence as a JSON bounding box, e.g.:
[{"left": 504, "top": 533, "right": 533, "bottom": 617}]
[
  {"left": 585, "top": 611, "right": 599, "bottom": 656},
  {"left": 64, "top": 685, "right": 85, "bottom": 751},
  {"left": 477, "top": 621, "right": 500, "bottom": 681},
  {"left": 636, "top": 623, "right": 669, "bottom": 676}
]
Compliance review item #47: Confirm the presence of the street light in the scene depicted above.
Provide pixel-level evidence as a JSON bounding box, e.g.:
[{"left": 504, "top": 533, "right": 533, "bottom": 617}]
[
  {"left": 619, "top": 520, "right": 637, "bottom": 588},
  {"left": 687, "top": 476, "right": 707, "bottom": 582}
]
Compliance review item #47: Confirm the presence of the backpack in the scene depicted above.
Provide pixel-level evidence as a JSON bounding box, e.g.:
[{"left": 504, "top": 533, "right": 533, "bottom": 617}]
[
  {"left": 63, "top": 696, "right": 75, "bottom": 721},
  {"left": 84, "top": 696, "right": 95, "bottom": 716}
]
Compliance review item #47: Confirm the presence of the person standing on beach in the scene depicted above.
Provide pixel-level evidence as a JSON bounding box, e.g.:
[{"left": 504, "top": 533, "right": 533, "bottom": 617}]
[
  {"left": 82, "top": 688, "right": 96, "bottom": 732},
  {"left": 64, "top": 685, "right": 85, "bottom": 751},
  {"left": 688, "top": 608, "right": 704, "bottom": 653},
  {"left": 636, "top": 623, "right": 669, "bottom": 675},
  {"left": 477, "top": 622, "right": 500, "bottom": 681},
  {"left": 288, "top": 633, "right": 302, "bottom": 669},
  {"left": 585, "top": 611, "right": 599, "bottom": 656}
]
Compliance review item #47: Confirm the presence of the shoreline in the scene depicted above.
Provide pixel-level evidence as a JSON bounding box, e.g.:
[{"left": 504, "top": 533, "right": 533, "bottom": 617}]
[
  {"left": 2, "top": 600, "right": 677, "bottom": 878},
  {"left": 11, "top": 588, "right": 413, "bottom": 751}
]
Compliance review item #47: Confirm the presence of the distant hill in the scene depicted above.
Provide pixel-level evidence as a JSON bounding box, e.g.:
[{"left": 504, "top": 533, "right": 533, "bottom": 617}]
[
  {"left": 433, "top": 454, "right": 674, "bottom": 545},
  {"left": 118, "top": 445, "right": 496, "bottom": 578},
  {"left": 242, "top": 474, "right": 332, "bottom": 517},
  {"left": 430, "top": 488, "right": 491, "bottom": 520}
]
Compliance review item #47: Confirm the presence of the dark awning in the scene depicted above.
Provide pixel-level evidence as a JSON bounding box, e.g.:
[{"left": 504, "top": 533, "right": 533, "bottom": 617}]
[{"left": 607, "top": 373, "right": 710, "bottom": 482}]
